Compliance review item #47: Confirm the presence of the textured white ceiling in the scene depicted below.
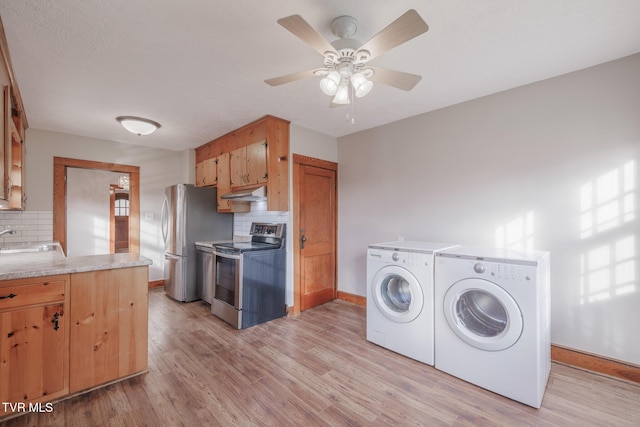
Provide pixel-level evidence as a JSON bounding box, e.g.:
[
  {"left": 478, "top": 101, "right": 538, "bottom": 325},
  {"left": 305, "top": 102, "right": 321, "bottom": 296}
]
[{"left": 1, "top": 0, "right": 639, "bottom": 151}]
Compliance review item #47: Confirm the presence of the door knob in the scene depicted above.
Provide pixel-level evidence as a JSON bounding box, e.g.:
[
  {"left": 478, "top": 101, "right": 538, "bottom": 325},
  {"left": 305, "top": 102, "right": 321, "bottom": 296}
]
[{"left": 300, "top": 235, "right": 307, "bottom": 249}]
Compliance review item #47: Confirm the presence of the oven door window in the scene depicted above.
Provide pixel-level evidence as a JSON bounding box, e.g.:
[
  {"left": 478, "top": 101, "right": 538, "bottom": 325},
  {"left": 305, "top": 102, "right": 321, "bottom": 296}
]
[{"left": 215, "top": 255, "right": 239, "bottom": 307}]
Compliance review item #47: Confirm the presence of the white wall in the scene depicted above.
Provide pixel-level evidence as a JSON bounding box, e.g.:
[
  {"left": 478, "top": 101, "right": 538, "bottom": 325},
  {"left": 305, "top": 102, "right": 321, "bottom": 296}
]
[
  {"left": 66, "top": 168, "right": 124, "bottom": 257},
  {"left": 338, "top": 54, "right": 640, "bottom": 365},
  {"left": 290, "top": 123, "right": 339, "bottom": 162},
  {"left": 23, "top": 129, "right": 191, "bottom": 280}
]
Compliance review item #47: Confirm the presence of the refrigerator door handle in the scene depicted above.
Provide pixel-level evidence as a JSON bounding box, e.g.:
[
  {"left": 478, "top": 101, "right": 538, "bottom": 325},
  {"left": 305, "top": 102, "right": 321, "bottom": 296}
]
[{"left": 161, "top": 198, "right": 169, "bottom": 244}]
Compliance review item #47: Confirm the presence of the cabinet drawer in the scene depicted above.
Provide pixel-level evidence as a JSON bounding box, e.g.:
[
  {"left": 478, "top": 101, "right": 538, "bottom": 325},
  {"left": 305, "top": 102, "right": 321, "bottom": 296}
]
[{"left": 0, "top": 280, "right": 66, "bottom": 310}]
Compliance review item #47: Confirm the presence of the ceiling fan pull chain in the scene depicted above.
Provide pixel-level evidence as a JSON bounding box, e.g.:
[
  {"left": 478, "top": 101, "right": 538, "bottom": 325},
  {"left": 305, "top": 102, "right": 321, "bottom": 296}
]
[{"left": 347, "top": 85, "right": 356, "bottom": 125}]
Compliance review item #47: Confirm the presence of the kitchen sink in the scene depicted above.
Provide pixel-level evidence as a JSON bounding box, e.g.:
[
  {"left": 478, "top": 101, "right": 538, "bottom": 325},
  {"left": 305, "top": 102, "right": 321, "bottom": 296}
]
[{"left": 0, "top": 241, "right": 65, "bottom": 256}]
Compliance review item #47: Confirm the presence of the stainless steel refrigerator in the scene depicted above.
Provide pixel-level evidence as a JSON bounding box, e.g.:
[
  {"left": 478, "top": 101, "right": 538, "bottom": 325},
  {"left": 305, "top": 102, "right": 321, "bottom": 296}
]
[{"left": 161, "top": 184, "right": 232, "bottom": 302}]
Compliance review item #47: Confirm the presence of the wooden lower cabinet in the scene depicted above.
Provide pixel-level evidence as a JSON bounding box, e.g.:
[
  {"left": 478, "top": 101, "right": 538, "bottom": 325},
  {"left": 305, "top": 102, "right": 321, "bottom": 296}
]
[
  {"left": 69, "top": 266, "right": 148, "bottom": 393},
  {"left": 0, "top": 266, "right": 148, "bottom": 419},
  {"left": 0, "top": 276, "right": 70, "bottom": 414}
]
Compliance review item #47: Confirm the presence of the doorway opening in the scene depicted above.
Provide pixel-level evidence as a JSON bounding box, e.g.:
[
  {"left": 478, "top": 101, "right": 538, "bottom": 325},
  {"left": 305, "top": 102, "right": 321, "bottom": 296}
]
[
  {"left": 53, "top": 156, "right": 140, "bottom": 256},
  {"left": 111, "top": 184, "right": 130, "bottom": 253}
]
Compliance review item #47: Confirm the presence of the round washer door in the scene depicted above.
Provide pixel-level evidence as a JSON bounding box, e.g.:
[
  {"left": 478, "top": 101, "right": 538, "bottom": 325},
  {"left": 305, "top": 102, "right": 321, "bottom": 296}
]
[
  {"left": 443, "top": 278, "right": 523, "bottom": 351},
  {"left": 371, "top": 265, "right": 424, "bottom": 323}
]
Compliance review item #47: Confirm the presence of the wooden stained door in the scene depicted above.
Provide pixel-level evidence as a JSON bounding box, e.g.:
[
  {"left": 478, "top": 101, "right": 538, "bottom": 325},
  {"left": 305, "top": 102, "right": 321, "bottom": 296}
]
[{"left": 293, "top": 155, "right": 338, "bottom": 313}]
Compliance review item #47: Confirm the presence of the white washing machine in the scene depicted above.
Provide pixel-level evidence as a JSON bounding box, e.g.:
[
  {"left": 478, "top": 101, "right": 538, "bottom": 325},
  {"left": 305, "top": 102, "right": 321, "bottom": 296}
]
[
  {"left": 367, "top": 241, "right": 458, "bottom": 365},
  {"left": 434, "top": 246, "right": 551, "bottom": 408}
]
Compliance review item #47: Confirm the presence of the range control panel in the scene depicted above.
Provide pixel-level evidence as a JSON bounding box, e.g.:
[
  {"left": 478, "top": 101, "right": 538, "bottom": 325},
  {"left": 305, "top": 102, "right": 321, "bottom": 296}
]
[{"left": 250, "top": 223, "right": 284, "bottom": 238}]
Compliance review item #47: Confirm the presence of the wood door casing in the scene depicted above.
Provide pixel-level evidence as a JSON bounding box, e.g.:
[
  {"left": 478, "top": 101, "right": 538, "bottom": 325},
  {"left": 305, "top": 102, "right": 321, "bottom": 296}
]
[{"left": 293, "top": 155, "right": 338, "bottom": 313}]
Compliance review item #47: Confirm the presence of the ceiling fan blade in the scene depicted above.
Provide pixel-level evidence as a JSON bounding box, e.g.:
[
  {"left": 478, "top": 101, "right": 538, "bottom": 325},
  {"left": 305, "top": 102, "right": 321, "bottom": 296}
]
[
  {"left": 265, "top": 69, "right": 320, "bottom": 86},
  {"left": 369, "top": 67, "right": 422, "bottom": 91},
  {"left": 277, "top": 15, "right": 337, "bottom": 57},
  {"left": 357, "top": 10, "right": 428, "bottom": 61}
]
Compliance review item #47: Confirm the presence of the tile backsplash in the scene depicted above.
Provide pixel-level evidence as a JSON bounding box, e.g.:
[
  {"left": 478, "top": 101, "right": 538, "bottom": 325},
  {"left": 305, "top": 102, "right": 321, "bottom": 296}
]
[{"left": 0, "top": 211, "right": 54, "bottom": 245}]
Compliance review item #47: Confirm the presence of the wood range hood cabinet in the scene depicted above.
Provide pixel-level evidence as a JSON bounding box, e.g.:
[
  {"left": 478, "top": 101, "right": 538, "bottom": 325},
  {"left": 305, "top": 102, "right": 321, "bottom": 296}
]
[{"left": 195, "top": 115, "right": 290, "bottom": 212}]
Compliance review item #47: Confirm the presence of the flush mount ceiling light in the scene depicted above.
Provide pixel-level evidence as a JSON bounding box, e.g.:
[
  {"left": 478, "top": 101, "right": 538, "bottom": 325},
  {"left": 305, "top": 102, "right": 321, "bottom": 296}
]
[
  {"left": 265, "top": 10, "right": 428, "bottom": 107},
  {"left": 116, "top": 116, "right": 161, "bottom": 136}
]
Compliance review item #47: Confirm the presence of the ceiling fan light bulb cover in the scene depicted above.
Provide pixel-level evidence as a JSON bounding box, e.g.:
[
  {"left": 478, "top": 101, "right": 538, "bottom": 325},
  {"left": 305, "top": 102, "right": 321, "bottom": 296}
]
[
  {"left": 333, "top": 85, "right": 350, "bottom": 104},
  {"left": 320, "top": 71, "right": 341, "bottom": 96},
  {"left": 116, "top": 116, "right": 161, "bottom": 136},
  {"left": 351, "top": 73, "right": 373, "bottom": 98}
]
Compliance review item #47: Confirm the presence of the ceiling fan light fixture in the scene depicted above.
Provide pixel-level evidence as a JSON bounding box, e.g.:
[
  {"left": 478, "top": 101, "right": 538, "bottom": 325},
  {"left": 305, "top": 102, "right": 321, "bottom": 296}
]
[
  {"left": 333, "top": 84, "right": 350, "bottom": 105},
  {"left": 351, "top": 72, "right": 373, "bottom": 98},
  {"left": 116, "top": 116, "right": 161, "bottom": 136},
  {"left": 268, "top": 11, "right": 428, "bottom": 112},
  {"left": 320, "top": 71, "right": 341, "bottom": 96}
]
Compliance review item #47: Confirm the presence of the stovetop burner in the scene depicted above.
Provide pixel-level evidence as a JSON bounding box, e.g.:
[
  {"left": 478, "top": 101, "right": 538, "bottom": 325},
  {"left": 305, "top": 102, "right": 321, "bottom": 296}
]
[{"left": 214, "top": 241, "right": 277, "bottom": 253}]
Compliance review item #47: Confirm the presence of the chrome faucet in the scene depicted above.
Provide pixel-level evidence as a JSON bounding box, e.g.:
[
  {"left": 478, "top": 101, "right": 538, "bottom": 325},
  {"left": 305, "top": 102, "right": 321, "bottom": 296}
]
[{"left": 0, "top": 229, "right": 16, "bottom": 237}]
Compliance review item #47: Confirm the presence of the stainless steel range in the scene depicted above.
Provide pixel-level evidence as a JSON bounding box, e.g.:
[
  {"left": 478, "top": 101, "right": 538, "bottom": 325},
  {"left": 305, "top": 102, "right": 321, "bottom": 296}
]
[{"left": 212, "top": 223, "right": 286, "bottom": 329}]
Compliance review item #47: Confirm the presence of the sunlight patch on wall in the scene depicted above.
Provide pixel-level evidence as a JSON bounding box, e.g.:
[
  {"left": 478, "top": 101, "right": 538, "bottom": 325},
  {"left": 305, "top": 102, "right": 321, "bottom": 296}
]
[
  {"left": 580, "top": 161, "right": 635, "bottom": 239},
  {"left": 140, "top": 220, "right": 163, "bottom": 268},
  {"left": 579, "top": 160, "right": 636, "bottom": 305},
  {"left": 93, "top": 217, "right": 109, "bottom": 254},
  {"left": 495, "top": 211, "right": 534, "bottom": 251},
  {"left": 580, "top": 236, "right": 636, "bottom": 304}
]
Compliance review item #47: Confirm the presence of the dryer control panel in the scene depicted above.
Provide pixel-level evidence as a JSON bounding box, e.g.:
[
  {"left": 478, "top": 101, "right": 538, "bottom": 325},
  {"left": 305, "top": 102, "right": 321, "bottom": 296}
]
[{"left": 471, "top": 260, "right": 533, "bottom": 282}]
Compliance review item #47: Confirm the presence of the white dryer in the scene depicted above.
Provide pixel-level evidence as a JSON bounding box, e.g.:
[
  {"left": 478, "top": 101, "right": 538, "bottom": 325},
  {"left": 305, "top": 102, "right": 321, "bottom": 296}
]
[
  {"left": 434, "top": 246, "right": 551, "bottom": 408},
  {"left": 367, "top": 241, "right": 458, "bottom": 365}
]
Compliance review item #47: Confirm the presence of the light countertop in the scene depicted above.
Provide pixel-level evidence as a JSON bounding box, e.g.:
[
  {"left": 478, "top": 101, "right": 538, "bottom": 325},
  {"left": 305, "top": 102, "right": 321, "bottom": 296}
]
[{"left": 0, "top": 252, "right": 153, "bottom": 281}]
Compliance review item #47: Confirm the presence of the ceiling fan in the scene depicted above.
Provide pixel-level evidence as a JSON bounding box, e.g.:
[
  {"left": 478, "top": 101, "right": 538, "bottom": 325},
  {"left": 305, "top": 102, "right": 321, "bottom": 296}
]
[{"left": 265, "top": 9, "right": 429, "bottom": 106}]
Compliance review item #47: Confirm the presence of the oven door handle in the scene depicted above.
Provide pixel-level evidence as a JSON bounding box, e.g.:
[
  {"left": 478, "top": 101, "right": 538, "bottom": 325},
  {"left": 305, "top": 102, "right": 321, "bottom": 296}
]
[{"left": 214, "top": 251, "right": 242, "bottom": 260}]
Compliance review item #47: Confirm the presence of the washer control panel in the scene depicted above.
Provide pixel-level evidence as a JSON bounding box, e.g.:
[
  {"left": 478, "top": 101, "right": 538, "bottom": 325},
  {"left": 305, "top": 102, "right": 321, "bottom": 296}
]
[
  {"left": 473, "top": 262, "right": 485, "bottom": 274},
  {"left": 368, "top": 248, "right": 431, "bottom": 267}
]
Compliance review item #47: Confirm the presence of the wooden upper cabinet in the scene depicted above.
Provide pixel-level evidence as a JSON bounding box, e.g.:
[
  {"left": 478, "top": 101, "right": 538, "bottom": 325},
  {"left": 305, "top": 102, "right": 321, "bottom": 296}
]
[
  {"left": 195, "top": 115, "right": 289, "bottom": 212},
  {"left": 195, "top": 157, "right": 217, "bottom": 187},
  {"left": 230, "top": 141, "right": 267, "bottom": 189},
  {"left": 8, "top": 113, "right": 23, "bottom": 209},
  {"left": 0, "top": 17, "right": 27, "bottom": 210},
  {"left": 216, "top": 152, "right": 232, "bottom": 212},
  {"left": 0, "top": 85, "right": 8, "bottom": 206}
]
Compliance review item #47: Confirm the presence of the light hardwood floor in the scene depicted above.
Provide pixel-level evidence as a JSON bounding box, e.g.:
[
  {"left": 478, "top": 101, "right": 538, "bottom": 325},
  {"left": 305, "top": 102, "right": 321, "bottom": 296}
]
[{"left": 3, "top": 288, "right": 639, "bottom": 426}]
